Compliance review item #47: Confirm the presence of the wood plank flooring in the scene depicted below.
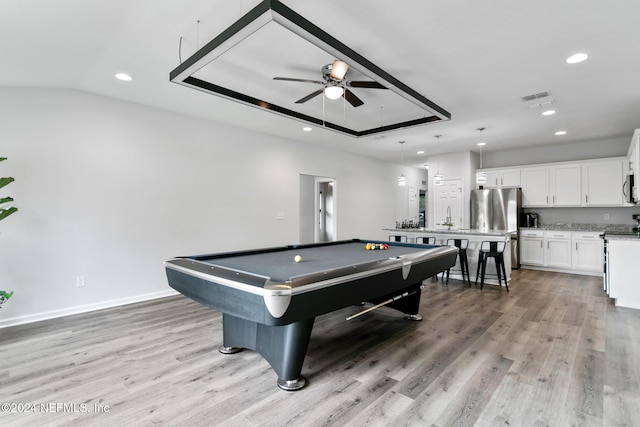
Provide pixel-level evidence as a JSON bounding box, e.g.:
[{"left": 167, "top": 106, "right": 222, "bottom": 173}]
[{"left": 2, "top": 269, "right": 639, "bottom": 426}]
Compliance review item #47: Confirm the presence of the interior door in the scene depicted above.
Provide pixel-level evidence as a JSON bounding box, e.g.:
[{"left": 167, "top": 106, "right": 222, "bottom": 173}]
[{"left": 435, "top": 178, "right": 463, "bottom": 229}]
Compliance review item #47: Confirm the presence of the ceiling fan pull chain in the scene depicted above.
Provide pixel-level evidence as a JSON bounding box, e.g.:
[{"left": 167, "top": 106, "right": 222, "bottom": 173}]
[
  {"left": 322, "top": 91, "right": 326, "bottom": 127},
  {"left": 196, "top": 20, "right": 200, "bottom": 50},
  {"left": 343, "top": 93, "right": 347, "bottom": 123}
]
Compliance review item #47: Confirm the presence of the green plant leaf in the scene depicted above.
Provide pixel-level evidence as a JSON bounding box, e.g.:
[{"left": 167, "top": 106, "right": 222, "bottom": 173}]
[
  {"left": 0, "top": 207, "right": 17, "bottom": 221},
  {"left": 0, "top": 196, "right": 14, "bottom": 204},
  {"left": 0, "top": 157, "right": 6, "bottom": 162},
  {"left": 0, "top": 176, "right": 15, "bottom": 190}
]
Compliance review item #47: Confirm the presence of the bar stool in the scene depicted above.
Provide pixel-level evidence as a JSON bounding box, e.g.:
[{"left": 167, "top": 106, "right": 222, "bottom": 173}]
[
  {"left": 416, "top": 236, "right": 436, "bottom": 245},
  {"left": 445, "top": 238, "right": 470, "bottom": 285},
  {"left": 415, "top": 236, "right": 444, "bottom": 281},
  {"left": 475, "top": 241, "right": 508, "bottom": 291},
  {"left": 389, "top": 235, "right": 407, "bottom": 243}
]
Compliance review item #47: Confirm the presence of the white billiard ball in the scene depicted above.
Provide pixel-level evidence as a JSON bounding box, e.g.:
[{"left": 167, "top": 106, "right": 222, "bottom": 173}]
[{"left": 294, "top": 255, "right": 302, "bottom": 263}]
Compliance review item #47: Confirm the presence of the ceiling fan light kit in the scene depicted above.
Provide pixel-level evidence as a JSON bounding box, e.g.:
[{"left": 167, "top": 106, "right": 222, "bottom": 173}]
[
  {"left": 324, "top": 85, "right": 344, "bottom": 100},
  {"left": 169, "top": 0, "right": 450, "bottom": 137}
]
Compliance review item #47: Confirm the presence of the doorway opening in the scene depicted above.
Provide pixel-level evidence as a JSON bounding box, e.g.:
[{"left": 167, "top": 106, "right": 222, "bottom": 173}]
[
  {"left": 299, "top": 175, "right": 337, "bottom": 244},
  {"left": 315, "top": 179, "right": 336, "bottom": 242}
]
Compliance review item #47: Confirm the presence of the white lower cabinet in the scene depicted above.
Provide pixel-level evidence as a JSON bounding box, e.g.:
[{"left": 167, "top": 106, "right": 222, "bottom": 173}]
[
  {"left": 545, "top": 232, "right": 572, "bottom": 268},
  {"left": 520, "top": 230, "right": 544, "bottom": 265},
  {"left": 520, "top": 229, "right": 603, "bottom": 276},
  {"left": 572, "top": 232, "right": 603, "bottom": 272}
]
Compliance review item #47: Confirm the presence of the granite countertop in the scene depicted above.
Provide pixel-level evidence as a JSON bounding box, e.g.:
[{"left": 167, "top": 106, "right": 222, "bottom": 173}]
[
  {"left": 521, "top": 223, "right": 634, "bottom": 233},
  {"left": 604, "top": 233, "right": 640, "bottom": 241}
]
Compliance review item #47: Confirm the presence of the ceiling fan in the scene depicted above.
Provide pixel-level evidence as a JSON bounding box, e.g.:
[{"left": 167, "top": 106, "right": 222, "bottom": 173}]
[{"left": 273, "top": 60, "right": 386, "bottom": 107}]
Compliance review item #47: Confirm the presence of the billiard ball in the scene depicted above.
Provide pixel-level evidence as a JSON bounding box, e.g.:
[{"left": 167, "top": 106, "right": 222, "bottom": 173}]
[{"left": 294, "top": 255, "right": 302, "bottom": 263}]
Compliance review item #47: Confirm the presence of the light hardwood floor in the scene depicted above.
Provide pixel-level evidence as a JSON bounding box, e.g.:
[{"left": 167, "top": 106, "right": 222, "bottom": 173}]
[{"left": 2, "top": 269, "right": 639, "bottom": 426}]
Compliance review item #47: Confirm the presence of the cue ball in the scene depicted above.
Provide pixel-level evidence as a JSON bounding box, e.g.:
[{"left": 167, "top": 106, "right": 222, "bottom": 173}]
[{"left": 294, "top": 255, "right": 302, "bottom": 263}]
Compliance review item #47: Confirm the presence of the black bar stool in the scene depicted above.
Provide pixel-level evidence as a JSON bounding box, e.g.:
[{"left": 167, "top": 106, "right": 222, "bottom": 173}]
[
  {"left": 416, "top": 236, "right": 436, "bottom": 245},
  {"left": 415, "top": 236, "right": 444, "bottom": 280},
  {"left": 445, "top": 238, "right": 470, "bottom": 285},
  {"left": 389, "top": 235, "right": 407, "bottom": 242},
  {"left": 475, "top": 240, "right": 508, "bottom": 291}
]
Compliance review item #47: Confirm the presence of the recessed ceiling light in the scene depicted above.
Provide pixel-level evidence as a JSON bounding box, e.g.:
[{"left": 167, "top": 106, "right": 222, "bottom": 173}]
[
  {"left": 302, "top": 126, "right": 312, "bottom": 132},
  {"left": 417, "top": 150, "right": 425, "bottom": 154},
  {"left": 541, "top": 109, "right": 556, "bottom": 116},
  {"left": 566, "top": 53, "right": 589, "bottom": 64},
  {"left": 477, "top": 142, "right": 486, "bottom": 146},
  {"left": 115, "top": 73, "right": 133, "bottom": 81},
  {"left": 555, "top": 130, "right": 567, "bottom": 135}
]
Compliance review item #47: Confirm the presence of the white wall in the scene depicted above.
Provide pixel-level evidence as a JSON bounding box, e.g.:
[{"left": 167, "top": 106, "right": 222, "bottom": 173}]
[
  {"left": 427, "top": 151, "right": 474, "bottom": 228},
  {"left": 481, "top": 136, "right": 629, "bottom": 168},
  {"left": 0, "top": 87, "right": 423, "bottom": 326}
]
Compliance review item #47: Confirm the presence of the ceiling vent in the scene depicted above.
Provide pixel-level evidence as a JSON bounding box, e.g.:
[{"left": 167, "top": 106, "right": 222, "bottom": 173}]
[{"left": 521, "top": 91, "right": 550, "bottom": 102}]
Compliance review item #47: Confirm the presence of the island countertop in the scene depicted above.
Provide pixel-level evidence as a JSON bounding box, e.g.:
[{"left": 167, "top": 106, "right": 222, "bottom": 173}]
[{"left": 383, "top": 228, "right": 513, "bottom": 237}]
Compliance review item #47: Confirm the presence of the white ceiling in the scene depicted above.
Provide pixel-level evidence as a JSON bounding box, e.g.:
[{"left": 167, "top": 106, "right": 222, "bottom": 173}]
[{"left": 3, "top": 0, "right": 639, "bottom": 167}]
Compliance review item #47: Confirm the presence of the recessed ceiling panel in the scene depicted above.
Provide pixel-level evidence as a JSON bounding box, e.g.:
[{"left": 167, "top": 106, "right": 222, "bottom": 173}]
[{"left": 170, "top": 0, "right": 451, "bottom": 137}]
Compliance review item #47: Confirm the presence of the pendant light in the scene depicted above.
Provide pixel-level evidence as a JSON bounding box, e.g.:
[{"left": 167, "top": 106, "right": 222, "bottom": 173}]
[
  {"left": 476, "top": 127, "right": 487, "bottom": 186},
  {"left": 433, "top": 135, "right": 443, "bottom": 185},
  {"left": 397, "top": 141, "right": 407, "bottom": 186}
]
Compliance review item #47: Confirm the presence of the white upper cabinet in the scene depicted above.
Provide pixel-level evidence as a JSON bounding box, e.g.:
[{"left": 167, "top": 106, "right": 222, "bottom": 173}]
[
  {"left": 500, "top": 169, "right": 521, "bottom": 187},
  {"left": 549, "top": 163, "right": 581, "bottom": 206},
  {"left": 482, "top": 170, "right": 499, "bottom": 188},
  {"left": 520, "top": 158, "right": 626, "bottom": 207},
  {"left": 521, "top": 166, "right": 549, "bottom": 206},
  {"left": 480, "top": 168, "right": 520, "bottom": 188},
  {"left": 582, "top": 159, "right": 624, "bottom": 206}
]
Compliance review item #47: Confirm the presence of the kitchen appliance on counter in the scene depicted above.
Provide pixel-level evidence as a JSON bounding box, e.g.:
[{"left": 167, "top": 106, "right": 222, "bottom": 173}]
[
  {"left": 522, "top": 212, "right": 539, "bottom": 228},
  {"left": 470, "top": 188, "right": 523, "bottom": 269}
]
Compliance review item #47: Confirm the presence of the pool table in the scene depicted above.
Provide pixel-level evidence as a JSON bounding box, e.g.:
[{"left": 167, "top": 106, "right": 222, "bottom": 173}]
[{"left": 165, "top": 239, "right": 457, "bottom": 391}]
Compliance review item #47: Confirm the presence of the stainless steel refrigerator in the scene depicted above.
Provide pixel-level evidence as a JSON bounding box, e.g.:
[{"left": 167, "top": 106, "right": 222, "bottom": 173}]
[{"left": 470, "top": 188, "right": 522, "bottom": 269}]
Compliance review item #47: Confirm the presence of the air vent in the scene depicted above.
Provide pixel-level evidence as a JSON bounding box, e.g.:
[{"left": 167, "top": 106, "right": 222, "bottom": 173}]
[{"left": 521, "top": 91, "right": 550, "bottom": 102}]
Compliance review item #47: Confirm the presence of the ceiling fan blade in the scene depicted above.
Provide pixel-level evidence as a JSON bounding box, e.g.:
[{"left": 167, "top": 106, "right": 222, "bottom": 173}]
[
  {"left": 343, "top": 89, "right": 364, "bottom": 107},
  {"left": 273, "top": 77, "right": 324, "bottom": 85},
  {"left": 295, "top": 89, "right": 324, "bottom": 104},
  {"left": 347, "top": 80, "right": 387, "bottom": 89},
  {"left": 330, "top": 60, "right": 349, "bottom": 80}
]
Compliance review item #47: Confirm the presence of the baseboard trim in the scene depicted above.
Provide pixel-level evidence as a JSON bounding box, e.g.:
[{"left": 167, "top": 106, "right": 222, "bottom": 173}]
[
  {"left": 520, "top": 265, "right": 602, "bottom": 277},
  {"left": 0, "top": 289, "right": 179, "bottom": 329}
]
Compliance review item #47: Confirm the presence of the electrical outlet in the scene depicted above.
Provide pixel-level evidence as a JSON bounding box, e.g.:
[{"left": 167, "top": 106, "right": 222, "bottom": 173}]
[
  {"left": 604, "top": 213, "right": 610, "bottom": 220},
  {"left": 76, "top": 276, "right": 85, "bottom": 288}
]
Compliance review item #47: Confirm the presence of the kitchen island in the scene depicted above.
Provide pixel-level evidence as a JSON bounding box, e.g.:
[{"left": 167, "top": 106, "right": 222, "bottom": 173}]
[
  {"left": 603, "top": 232, "right": 640, "bottom": 310},
  {"left": 383, "top": 228, "right": 512, "bottom": 287}
]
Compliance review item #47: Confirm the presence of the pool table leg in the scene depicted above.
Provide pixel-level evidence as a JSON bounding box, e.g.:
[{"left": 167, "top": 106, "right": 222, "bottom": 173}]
[
  {"left": 220, "top": 314, "right": 315, "bottom": 391},
  {"left": 383, "top": 284, "right": 424, "bottom": 321},
  {"left": 218, "top": 345, "right": 242, "bottom": 354}
]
